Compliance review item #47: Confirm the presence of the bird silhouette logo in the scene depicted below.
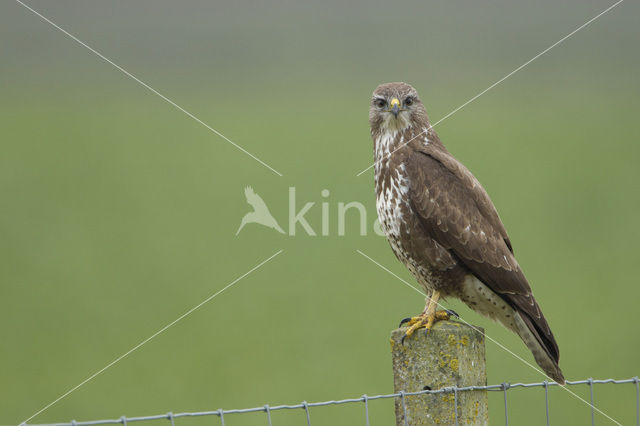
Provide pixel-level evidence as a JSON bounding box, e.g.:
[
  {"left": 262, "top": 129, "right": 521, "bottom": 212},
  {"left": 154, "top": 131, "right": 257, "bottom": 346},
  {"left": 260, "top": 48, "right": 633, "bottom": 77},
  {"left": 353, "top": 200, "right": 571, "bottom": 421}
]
[{"left": 236, "top": 186, "right": 285, "bottom": 235}]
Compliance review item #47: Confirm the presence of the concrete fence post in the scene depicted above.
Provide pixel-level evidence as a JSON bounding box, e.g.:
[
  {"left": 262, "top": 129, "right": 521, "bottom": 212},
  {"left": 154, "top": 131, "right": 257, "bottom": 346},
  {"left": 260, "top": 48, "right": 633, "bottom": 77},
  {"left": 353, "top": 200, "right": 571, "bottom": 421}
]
[{"left": 391, "top": 321, "right": 489, "bottom": 425}]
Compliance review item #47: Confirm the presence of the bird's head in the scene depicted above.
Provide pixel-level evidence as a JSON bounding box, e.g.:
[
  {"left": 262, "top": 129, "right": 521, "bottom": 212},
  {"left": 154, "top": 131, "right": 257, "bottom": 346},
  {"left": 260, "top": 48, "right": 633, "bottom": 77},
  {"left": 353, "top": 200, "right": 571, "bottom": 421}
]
[{"left": 369, "top": 82, "right": 428, "bottom": 134}]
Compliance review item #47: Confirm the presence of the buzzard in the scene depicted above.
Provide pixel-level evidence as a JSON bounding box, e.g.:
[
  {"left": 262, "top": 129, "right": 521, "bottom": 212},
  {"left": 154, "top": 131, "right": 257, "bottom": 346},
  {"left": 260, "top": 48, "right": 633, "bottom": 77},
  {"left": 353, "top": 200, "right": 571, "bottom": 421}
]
[{"left": 370, "top": 82, "right": 564, "bottom": 383}]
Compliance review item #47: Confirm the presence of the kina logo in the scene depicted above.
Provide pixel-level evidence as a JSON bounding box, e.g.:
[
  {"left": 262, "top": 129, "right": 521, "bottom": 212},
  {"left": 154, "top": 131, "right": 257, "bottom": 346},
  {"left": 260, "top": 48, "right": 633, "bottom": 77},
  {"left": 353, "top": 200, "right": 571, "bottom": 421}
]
[
  {"left": 236, "top": 186, "right": 286, "bottom": 235},
  {"left": 236, "top": 186, "right": 384, "bottom": 237}
]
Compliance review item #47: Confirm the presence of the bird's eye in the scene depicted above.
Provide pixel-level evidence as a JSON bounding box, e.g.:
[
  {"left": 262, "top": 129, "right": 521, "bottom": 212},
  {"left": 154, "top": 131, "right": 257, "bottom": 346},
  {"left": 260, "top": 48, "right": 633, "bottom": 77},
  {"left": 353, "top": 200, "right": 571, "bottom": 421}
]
[
  {"left": 375, "top": 98, "right": 387, "bottom": 108},
  {"left": 405, "top": 97, "right": 414, "bottom": 106}
]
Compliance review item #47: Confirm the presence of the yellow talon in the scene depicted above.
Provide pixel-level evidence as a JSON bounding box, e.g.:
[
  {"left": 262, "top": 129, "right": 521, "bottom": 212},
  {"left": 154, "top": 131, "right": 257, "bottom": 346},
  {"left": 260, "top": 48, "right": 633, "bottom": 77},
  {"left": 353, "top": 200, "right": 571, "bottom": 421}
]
[
  {"left": 403, "top": 316, "right": 423, "bottom": 327},
  {"left": 399, "top": 291, "right": 455, "bottom": 344},
  {"left": 401, "top": 311, "right": 450, "bottom": 338}
]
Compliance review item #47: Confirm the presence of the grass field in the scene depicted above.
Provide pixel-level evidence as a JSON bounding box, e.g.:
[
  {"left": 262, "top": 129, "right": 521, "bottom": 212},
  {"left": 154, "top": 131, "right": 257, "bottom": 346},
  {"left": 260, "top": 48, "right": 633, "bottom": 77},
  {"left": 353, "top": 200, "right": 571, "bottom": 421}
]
[{"left": 2, "top": 1, "right": 639, "bottom": 425}]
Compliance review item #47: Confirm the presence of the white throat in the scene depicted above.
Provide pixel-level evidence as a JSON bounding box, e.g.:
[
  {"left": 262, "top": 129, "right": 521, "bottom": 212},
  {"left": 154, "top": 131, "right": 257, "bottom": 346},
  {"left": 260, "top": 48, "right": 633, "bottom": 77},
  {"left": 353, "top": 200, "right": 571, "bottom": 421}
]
[{"left": 380, "top": 113, "right": 411, "bottom": 133}]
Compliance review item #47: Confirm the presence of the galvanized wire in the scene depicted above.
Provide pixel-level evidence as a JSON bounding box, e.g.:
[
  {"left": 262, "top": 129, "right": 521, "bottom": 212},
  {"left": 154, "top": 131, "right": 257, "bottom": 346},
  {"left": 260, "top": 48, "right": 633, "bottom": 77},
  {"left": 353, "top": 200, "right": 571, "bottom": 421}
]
[
  {"left": 502, "top": 383, "right": 509, "bottom": 425},
  {"left": 589, "top": 377, "right": 595, "bottom": 426},
  {"left": 22, "top": 377, "right": 638, "bottom": 426},
  {"left": 543, "top": 381, "right": 550, "bottom": 426},
  {"left": 453, "top": 387, "right": 459, "bottom": 426},
  {"left": 301, "top": 400, "right": 311, "bottom": 426},
  {"left": 264, "top": 405, "right": 272, "bottom": 426},
  {"left": 362, "top": 394, "right": 369, "bottom": 426},
  {"left": 400, "top": 390, "right": 408, "bottom": 426}
]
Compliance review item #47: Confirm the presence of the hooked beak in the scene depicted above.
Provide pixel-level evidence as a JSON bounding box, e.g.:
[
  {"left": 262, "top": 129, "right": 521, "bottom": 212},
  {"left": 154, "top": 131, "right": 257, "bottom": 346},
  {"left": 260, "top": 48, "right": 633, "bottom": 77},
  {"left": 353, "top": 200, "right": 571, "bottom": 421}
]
[{"left": 390, "top": 98, "right": 400, "bottom": 118}]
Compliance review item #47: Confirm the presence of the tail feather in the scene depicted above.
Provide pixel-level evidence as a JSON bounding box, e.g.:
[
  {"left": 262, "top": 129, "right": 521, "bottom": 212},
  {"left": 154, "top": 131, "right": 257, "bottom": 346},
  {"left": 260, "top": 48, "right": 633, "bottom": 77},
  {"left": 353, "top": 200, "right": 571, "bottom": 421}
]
[
  {"left": 460, "top": 276, "right": 564, "bottom": 383},
  {"left": 514, "top": 311, "right": 565, "bottom": 384}
]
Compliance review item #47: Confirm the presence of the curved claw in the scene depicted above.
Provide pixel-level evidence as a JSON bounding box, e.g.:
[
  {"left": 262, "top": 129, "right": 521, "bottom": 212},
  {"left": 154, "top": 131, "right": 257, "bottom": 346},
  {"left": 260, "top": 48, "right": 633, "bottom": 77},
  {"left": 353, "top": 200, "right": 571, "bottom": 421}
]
[
  {"left": 398, "top": 317, "right": 412, "bottom": 328},
  {"left": 401, "top": 334, "right": 407, "bottom": 345},
  {"left": 446, "top": 309, "right": 459, "bottom": 318}
]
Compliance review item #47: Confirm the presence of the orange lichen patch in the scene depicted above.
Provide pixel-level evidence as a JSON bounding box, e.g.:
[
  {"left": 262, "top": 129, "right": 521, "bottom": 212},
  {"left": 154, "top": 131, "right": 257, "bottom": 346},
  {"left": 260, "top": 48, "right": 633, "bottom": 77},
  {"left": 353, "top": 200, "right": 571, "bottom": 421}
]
[
  {"left": 441, "top": 394, "right": 455, "bottom": 403},
  {"left": 449, "top": 358, "right": 459, "bottom": 371},
  {"left": 448, "top": 334, "right": 458, "bottom": 346}
]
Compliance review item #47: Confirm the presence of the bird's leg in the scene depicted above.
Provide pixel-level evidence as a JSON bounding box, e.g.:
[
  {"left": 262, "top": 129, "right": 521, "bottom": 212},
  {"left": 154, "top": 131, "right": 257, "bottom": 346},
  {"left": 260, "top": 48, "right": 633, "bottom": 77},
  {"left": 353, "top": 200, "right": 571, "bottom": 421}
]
[{"left": 399, "top": 291, "right": 459, "bottom": 344}]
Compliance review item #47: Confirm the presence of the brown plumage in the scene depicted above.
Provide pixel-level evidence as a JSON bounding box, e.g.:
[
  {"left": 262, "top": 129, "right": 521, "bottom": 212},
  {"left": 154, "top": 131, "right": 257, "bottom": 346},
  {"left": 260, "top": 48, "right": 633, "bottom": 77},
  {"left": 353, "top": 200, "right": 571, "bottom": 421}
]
[{"left": 370, "top": 82, "right": 564, "bottom": 383}]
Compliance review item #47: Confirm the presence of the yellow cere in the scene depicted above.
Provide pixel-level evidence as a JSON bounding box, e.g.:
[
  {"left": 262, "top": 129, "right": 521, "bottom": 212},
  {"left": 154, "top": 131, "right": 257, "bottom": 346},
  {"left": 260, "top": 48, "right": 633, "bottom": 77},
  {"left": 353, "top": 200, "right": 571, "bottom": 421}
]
[{"left": 390, "top": 98, "right": 400, "bottom": 108}]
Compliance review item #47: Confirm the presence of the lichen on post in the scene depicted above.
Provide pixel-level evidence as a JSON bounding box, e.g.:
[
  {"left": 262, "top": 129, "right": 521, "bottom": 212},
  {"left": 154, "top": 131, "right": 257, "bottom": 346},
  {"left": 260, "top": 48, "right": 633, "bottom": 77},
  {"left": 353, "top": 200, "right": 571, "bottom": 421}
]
[{"left": 390, "top": 321, "right": 488, "bottom": 425}]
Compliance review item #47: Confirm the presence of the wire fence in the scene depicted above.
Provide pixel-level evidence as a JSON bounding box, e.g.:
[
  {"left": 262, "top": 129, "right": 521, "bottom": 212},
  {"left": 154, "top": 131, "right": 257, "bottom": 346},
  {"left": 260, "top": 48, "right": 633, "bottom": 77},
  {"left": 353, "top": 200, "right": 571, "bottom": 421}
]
[{"left": 23, "top": 377, "right": 639, "bottom": 426}]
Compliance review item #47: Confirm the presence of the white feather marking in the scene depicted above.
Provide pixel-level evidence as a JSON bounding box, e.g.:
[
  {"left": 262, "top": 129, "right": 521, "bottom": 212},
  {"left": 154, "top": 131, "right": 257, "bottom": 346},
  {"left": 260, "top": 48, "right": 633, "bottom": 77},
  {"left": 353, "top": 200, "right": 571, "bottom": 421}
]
[
  {"left": 459, "top": 275, "right": 517, "bottom": 332},
  {"left": 375, "top": 132, "right": 411, "bottom": 242}
]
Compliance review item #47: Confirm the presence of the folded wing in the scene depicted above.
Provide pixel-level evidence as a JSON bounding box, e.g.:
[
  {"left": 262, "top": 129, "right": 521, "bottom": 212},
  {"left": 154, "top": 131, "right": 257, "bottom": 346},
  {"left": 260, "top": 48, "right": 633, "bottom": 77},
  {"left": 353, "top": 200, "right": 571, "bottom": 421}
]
[{"left": 406, "top": 149, "right": 561, "bottom": 372}]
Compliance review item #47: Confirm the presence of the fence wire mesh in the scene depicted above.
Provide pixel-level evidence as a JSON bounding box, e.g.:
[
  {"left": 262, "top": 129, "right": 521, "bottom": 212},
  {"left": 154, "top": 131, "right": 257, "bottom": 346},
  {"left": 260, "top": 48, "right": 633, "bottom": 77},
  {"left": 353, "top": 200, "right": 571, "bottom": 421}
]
[{"left": 23, "top": 377, "right": 639, "bottom": 426}]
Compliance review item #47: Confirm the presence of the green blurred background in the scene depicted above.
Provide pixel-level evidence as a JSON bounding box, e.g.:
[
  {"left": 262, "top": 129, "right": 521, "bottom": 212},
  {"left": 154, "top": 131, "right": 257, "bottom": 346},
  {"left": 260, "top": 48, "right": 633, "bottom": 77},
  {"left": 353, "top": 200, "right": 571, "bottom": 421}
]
[{"left": 1, "top": 0, "right": 639, "bottom": 424}]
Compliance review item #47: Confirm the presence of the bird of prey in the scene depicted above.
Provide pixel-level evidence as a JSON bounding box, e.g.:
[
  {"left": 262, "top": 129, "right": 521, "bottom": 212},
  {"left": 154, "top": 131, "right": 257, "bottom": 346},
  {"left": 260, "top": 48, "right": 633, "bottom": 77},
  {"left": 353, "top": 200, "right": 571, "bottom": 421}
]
[
  {"left": 236, "top": 186, "right": 285, "bottom": 235},
  {"left": 369, "top": 82, "right": 564, "bottom": 383}
]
